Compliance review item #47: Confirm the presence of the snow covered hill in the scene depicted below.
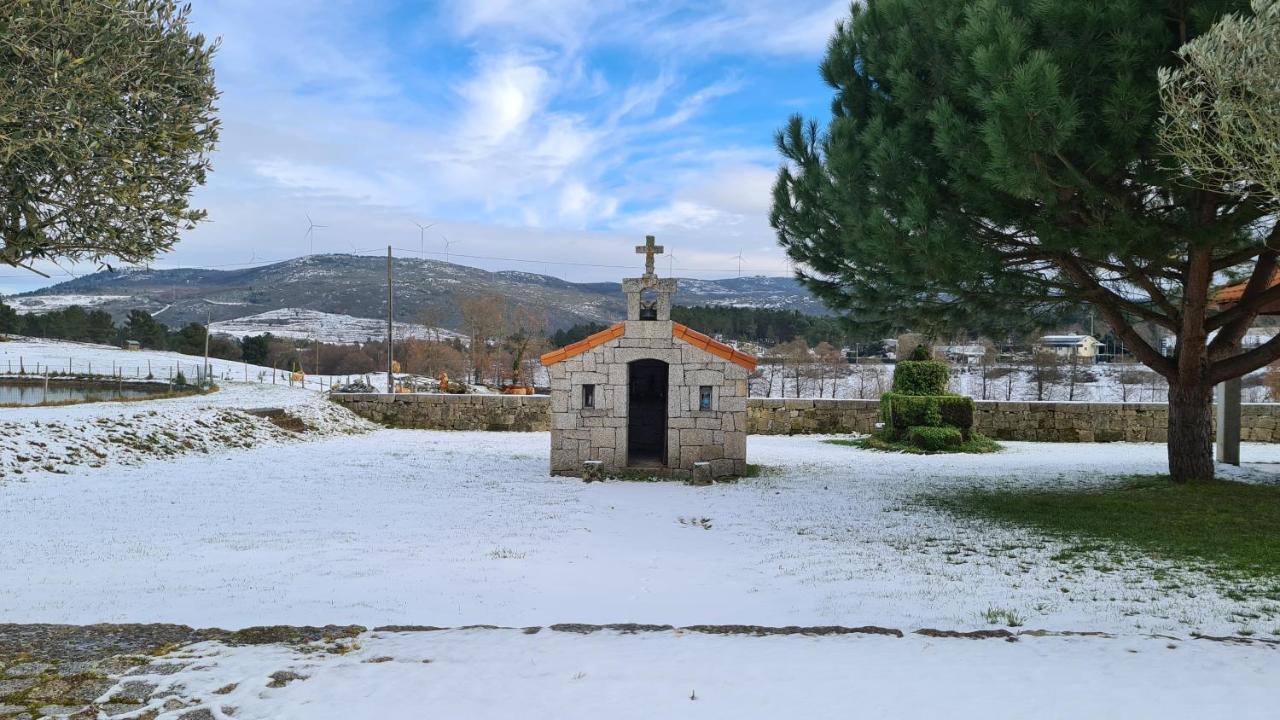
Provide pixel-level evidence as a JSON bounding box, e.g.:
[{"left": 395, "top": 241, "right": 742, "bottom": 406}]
[
  {"left": 7, "top": 253, "right": 824, "bottom": 331},
  {"left": 6, "top": 294, "right": 133, "bottom": 314},
  {"left": 209, "top": 308, "right": 464, "bottom": 344}
]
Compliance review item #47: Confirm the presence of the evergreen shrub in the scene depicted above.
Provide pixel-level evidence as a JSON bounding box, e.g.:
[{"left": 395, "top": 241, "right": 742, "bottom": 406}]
[
  {"left": 907, "top": 425, "right": 963, "bottom": 451},
  {"left": 891, "top": 360, "right": 949, "bottom": 395},
  {"left": 880, "top": 393, "right": 974, "bottom": 439}
]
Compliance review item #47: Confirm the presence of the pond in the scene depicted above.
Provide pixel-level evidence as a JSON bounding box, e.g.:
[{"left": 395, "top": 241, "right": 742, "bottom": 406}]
[{"left": 0, "top": 380, "right": 175, "bottom": 407}]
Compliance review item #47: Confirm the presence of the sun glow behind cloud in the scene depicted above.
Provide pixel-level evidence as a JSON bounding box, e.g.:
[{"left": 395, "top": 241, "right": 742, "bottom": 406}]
[{"left": 3, "top": 0, "right": 845, "bottom": 293}]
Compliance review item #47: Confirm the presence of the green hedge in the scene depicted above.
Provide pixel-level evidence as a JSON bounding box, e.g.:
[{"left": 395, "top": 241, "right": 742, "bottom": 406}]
[
  {"left": 891, "top": 360, "right": 949, "bottom": 395},
  {"left": 880, "top": 393, "right": 974, "bottom": 439},
  {"left": 907, "top": 425, "right": 963, "bottom": 451}
]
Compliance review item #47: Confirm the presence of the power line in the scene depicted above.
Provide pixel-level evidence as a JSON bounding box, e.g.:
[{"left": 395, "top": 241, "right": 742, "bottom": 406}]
[{"left": 0, "top": 244, "right": 787, "bottom": 281}]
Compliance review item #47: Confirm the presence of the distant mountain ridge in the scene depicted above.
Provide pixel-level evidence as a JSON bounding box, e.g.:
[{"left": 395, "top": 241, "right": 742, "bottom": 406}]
[{"left": 9, "top": 254, "right": 829, "bottom": 331}]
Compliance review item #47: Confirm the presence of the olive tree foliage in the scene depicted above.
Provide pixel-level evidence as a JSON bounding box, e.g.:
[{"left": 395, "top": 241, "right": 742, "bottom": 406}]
[
  {"left": 1159, "top": 0, "right": 1280, "bottom": 202},
  {"left": 0, "top": 0, "right": 219, "bottom": 272}
]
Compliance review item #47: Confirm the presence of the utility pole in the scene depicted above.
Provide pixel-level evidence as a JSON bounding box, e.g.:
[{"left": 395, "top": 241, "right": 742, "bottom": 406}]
[
  {"left": 203, "top": 313, "right": 211, "bottom": 387},
  {"left": 387, "top": 245, "right": 394, "bottom": 394}
]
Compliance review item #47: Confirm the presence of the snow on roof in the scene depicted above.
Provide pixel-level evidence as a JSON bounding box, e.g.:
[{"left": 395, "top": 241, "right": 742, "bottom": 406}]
[{"left": 1038, "top": 335, "right": 1097, "bottom": 346}]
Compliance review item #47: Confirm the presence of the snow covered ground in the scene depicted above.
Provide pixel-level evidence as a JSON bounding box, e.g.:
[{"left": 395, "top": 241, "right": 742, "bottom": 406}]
[
  {"left": 6, "top": 338, "right": 1279, "bottom": 718},
  {"left": 106, "top": 629, "right": 1279, "bottom": 720},
  {"left": 3, "top": 294, "right": 132, "bottom": 314},
  {"left": 4, "top": 431, "right": 1278, "bottom": 638},
  {"left": 0, "top": 338, "right": 373, "bottom": 477},
  {"left": 0, "top": 336, "right": 372, "bottom": 390},
  {"left": 209, "top": 308, "right": 463, "bottom": 344}
]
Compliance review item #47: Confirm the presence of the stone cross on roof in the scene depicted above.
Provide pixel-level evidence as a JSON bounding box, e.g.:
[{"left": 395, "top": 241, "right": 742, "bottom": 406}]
[{"left": 635, "top": 235, "right": 663, "bottom": 276}]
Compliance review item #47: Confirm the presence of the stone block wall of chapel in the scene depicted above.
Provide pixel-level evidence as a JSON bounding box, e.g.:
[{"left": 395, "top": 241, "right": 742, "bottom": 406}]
[{"left": 548, "top": 321, "right": 749, "bottom": 477}]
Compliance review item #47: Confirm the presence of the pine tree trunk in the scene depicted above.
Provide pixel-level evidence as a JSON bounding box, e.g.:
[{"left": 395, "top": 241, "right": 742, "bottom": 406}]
[{"left": 1167, "top": 382, "right": 1215, "bottom": 483}]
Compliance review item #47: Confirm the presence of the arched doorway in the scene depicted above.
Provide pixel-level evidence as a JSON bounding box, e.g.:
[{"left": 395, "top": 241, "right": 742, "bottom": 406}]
[{"left": 628, "top": 359, "right": 668, "bottom": 466}]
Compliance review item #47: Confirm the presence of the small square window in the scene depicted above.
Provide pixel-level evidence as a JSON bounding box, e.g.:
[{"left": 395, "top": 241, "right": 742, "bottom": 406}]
[
  {"left": 699, "top": 385, "right": 713, "bottom": 411},
  {"left": 582, "top": 384, "right": 596, "bottom": 408}
]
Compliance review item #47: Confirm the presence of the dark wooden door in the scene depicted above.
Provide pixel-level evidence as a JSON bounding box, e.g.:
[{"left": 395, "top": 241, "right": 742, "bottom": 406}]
[{"left": 627, "top": 359, "right": 668, "bottom": 466}]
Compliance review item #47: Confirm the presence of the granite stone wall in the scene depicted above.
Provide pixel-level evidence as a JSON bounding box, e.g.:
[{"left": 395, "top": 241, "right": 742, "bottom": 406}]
[
  {"left": 330, "top": 394, "right": 1280, "bottom": 442},
  {"left": 746, "top": 398, "right": 1280, "bottom": 442},
  {"left": 329, "top": 392, "right": 551, "bottom": 431},
  {"left": 546, "top": 319, "right": 750, "bottom": 478}
]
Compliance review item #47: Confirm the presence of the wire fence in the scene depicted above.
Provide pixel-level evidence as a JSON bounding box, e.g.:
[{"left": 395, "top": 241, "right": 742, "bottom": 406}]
[{"left": 0, "top": 355, "right": 366, "bottom": 392}]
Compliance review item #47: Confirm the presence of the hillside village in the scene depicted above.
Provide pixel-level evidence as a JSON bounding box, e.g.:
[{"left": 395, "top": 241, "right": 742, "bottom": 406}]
[{"left": 3, "top": 1, "right": 1280, "bottom": 719}]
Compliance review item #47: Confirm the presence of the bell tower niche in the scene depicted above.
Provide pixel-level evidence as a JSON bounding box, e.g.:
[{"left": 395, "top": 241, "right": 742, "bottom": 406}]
[{"left": 624, "top": 235, "right": 677, "bottom": 321}]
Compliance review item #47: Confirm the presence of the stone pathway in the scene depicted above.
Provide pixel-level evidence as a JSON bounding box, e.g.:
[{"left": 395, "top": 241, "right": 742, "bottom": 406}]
[
  {"left": 2, "top": 623, "right": 1275, "bottom": 719},
  {"left": 0, "top": 625, "right": 361, "bottom": 719}
]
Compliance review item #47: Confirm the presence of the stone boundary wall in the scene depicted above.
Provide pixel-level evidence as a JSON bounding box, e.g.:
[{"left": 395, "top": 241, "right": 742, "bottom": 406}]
[
  {"left": 330, "top": 393, "right": 552, "bottom": 431},
  {"left": 747, "top": 398, "right": 1280, "bottom": 442},
  {"left": 330, "top": 393, "right": 1280, "bottom": 442}
]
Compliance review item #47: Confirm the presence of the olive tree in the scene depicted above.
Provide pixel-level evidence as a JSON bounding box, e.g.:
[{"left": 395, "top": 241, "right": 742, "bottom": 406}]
[
  {"left": 1, "top": 0, "right": 219, "bottom": 272},
  {"left": 1159, "top": 0, "right": 1280, "bottom": 201}
]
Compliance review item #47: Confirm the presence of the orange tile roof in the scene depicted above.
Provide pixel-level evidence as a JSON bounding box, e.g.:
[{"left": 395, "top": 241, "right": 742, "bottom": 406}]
[
  {"left": 540, "top": 320, "right": 758, "bottom": 371},
  {"left": 1213, "top": 271, "right": 1280, "bottom": 315},
  {"left": 540, "top": 322, "right": 625, "bottom": 366},
  {"left": 673, "top": 322, "right": 758, "bottom": 371},
  {"left": 1215, "top": 271, "right": 1280, "bottom": 304}
]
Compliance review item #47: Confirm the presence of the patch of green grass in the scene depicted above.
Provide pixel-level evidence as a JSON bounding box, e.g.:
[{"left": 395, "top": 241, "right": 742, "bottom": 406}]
[
  {"left": 982, "top": 606, "right": 1026, "bottom": 627},
  {"left": 928, "top": 475, "right": 1280, "bottom": 582},
  {"left": 825, "top": 433, "right": 1002, "bottom": 455}
]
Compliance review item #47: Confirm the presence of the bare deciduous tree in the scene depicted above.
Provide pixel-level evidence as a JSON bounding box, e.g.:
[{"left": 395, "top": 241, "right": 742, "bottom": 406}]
[{"left": 458, "top": 294, "right": 505, "bottom": 385}]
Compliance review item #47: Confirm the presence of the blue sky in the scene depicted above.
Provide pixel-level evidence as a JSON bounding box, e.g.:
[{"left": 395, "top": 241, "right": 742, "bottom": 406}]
[{"left": 7, "top": 0, "right": 848, "bottom": 294}]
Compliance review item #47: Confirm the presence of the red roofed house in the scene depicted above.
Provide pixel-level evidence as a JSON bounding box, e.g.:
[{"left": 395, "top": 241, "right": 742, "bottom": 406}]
[{"left": 540, "top": 236, "right": 757, "bottom": 478}]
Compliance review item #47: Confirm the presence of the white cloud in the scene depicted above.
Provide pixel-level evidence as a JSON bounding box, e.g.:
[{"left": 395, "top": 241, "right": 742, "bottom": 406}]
[
  {"left": 449, "top": 0, "right": 607, "bottom": 50},
  {"left": 621, "top": 163, "right": 789, "bottom": 277},
  {"left": 5, "top": 1, "right": 848, "bottom": 294},
  {"left": 457, "top": 55, "right": 552, "bottom": 145}
]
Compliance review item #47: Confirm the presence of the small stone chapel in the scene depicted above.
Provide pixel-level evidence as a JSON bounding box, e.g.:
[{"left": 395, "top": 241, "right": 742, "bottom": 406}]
[{"left": 541, "top": 236, "right": 757, "bottom": 478}]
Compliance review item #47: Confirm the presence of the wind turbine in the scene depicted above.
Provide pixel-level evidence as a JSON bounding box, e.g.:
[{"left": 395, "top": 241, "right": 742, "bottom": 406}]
[
  {"left": 414, "top": 221, "right": 435, "bottom": 257},
  {"left": 734, "top": 250, "right": 744, "bottom": 277},
  {"left": 441, "top": 235, "right": 461, "bottom": 264},
  {"left": 304, "top": 213, "right": 328, "bottom": 256},
  {"left": 667, "top": 251, "right": 676, "bottom": 278}
]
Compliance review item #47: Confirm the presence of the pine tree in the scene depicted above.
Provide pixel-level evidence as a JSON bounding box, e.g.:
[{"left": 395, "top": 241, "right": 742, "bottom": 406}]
[
  {"left": 124, "top": 309, "right": 167, "bottom": 349},
  {"left": 772, "top": 0, "right": 1270, "bottom": 482}
]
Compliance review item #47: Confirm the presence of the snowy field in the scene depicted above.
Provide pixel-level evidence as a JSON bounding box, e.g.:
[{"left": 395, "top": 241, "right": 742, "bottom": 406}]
[
  {"left": 3, "top": 293, "right": 133, "bottom": 314},
  {"left": 0, "top": 336, "right": 368, "bottom": 389},
  {"left": 4, "top": 338, "right": 1279, "bottom": 718},
  {"left": 102, "top": 629, "right": 1277, "bottom": 720},
  {"left": 209, "top": 308, "right": 464, "bottom": 345},
  {"left": 0, "top": 338, "right": 372, "bottom": 477},
  {"left": 4, "top": 431, "right": 1279, "bottom": 638}
]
